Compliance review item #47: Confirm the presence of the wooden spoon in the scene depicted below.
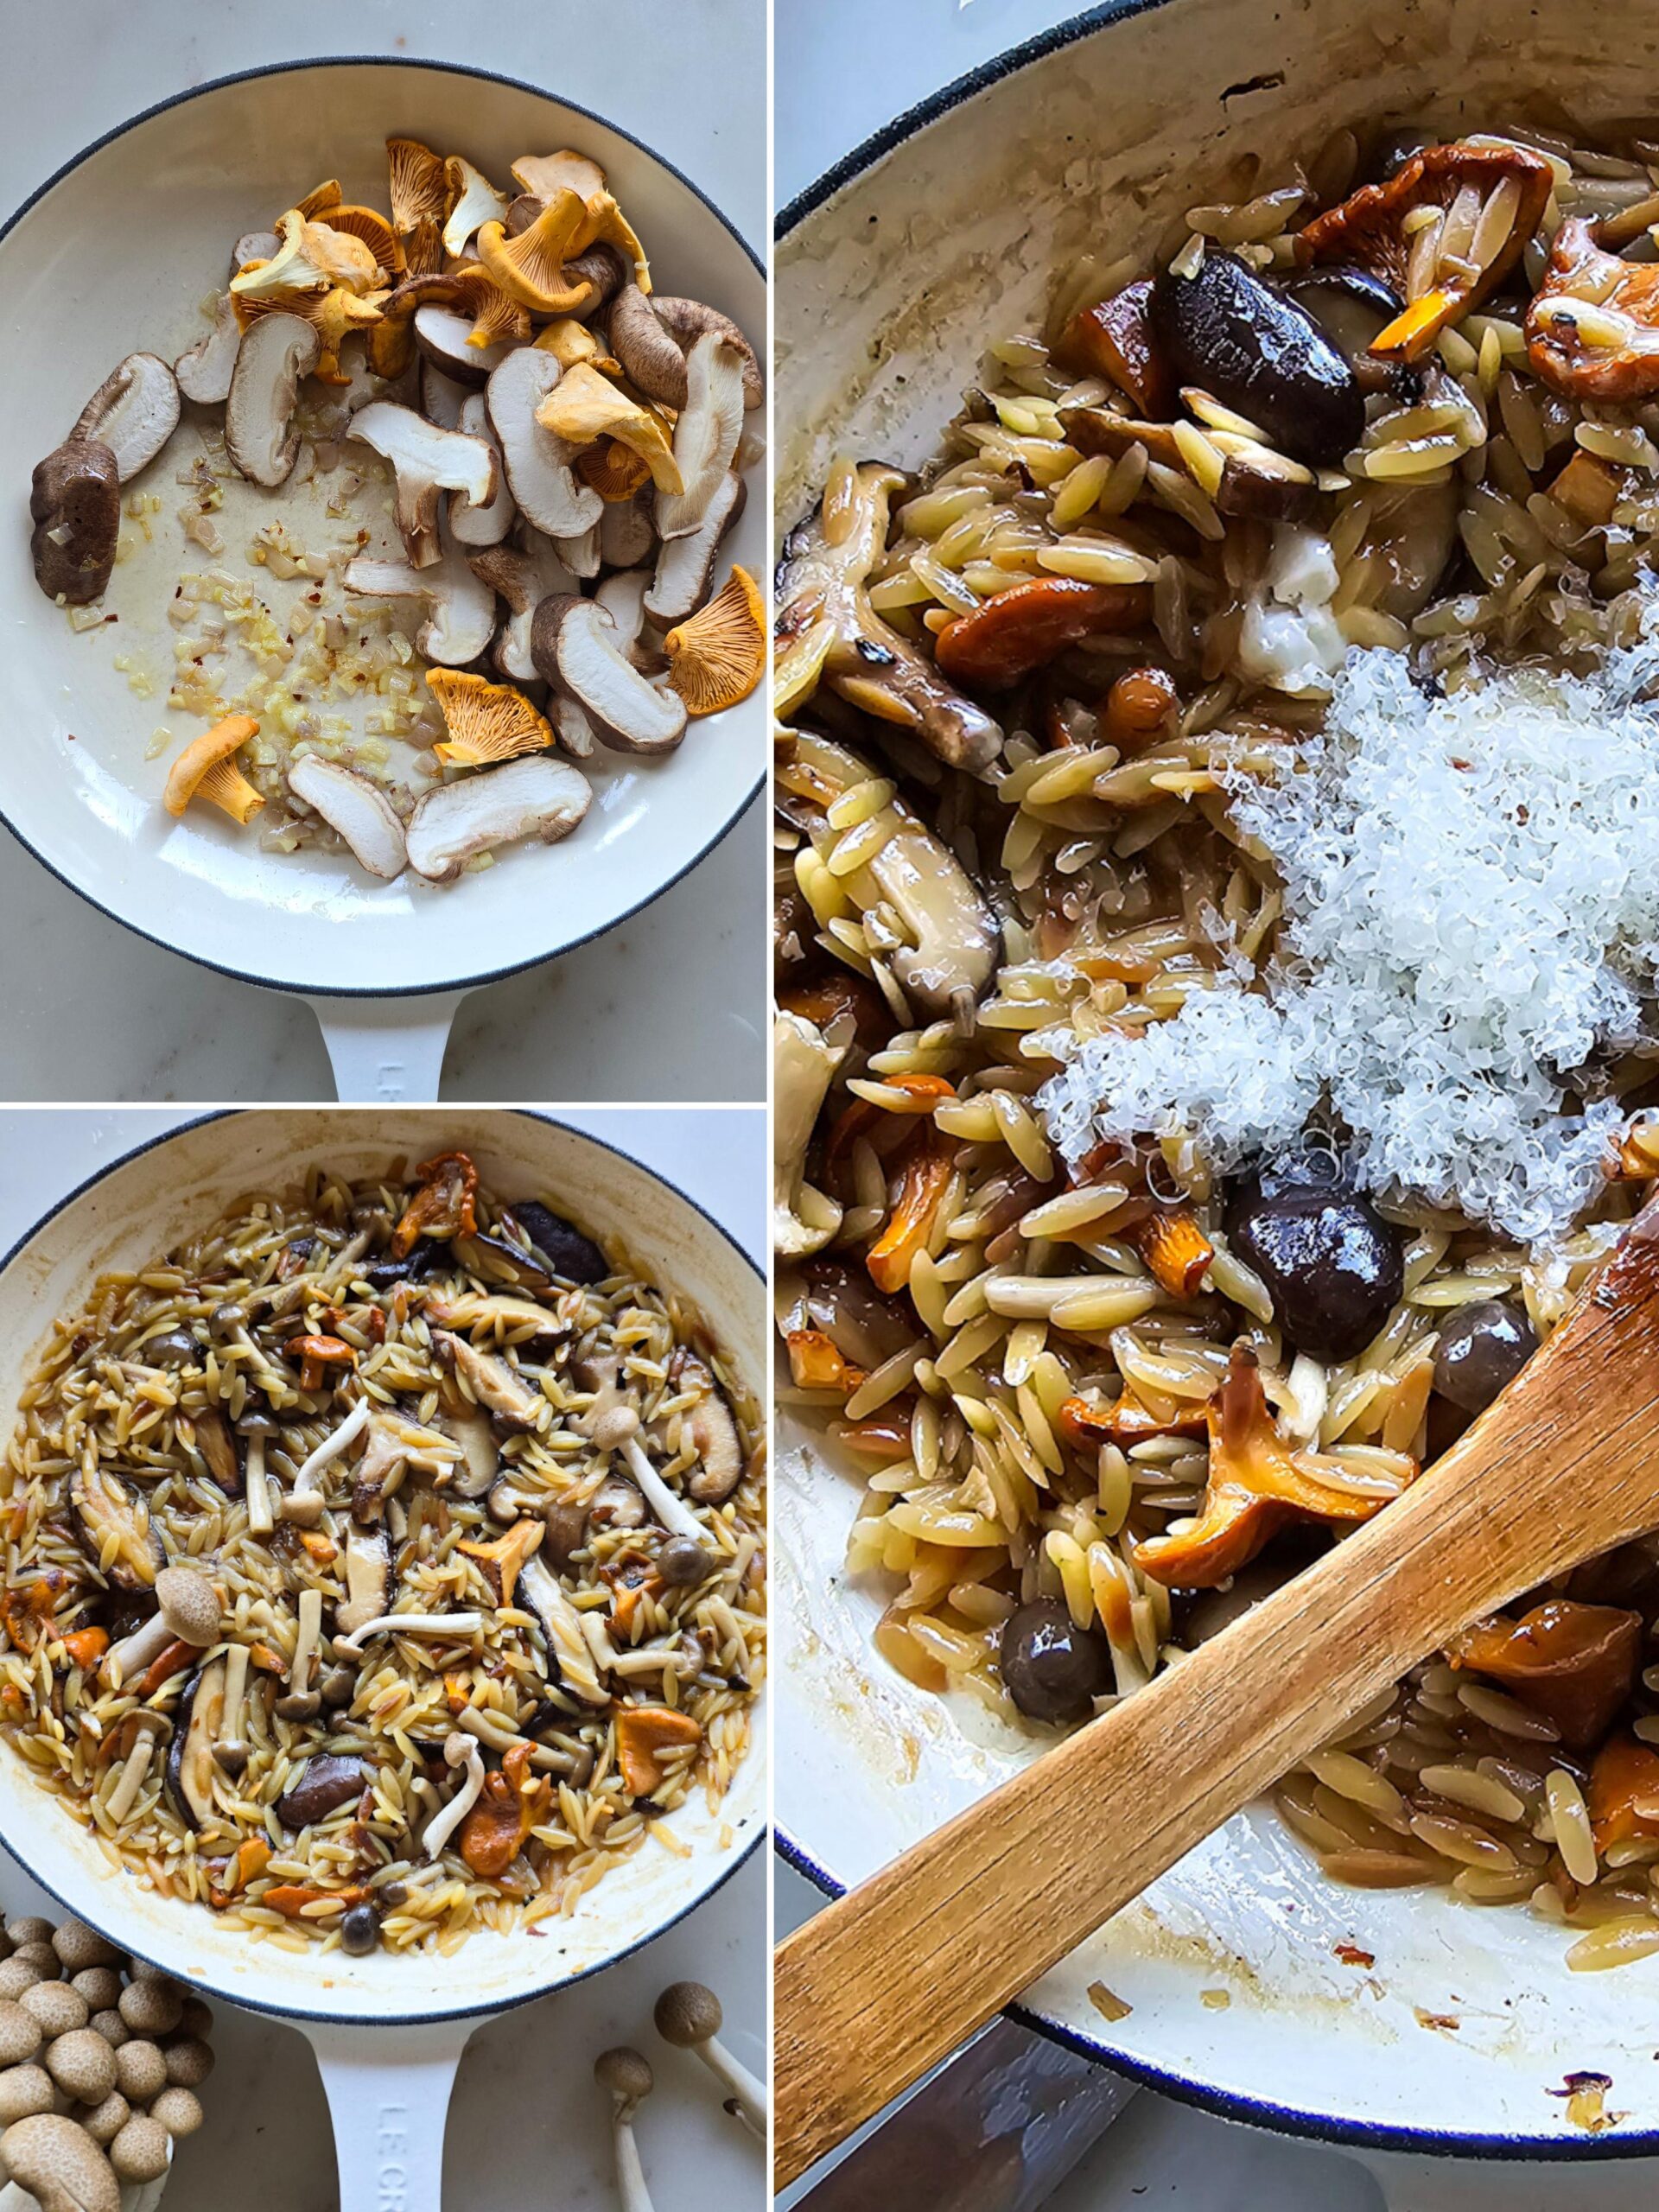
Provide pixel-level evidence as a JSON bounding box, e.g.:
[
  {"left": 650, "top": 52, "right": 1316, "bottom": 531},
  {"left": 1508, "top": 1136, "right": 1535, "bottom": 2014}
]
[{"left": 774, "top": 1201, "right": 1659, "bottom": 2186}]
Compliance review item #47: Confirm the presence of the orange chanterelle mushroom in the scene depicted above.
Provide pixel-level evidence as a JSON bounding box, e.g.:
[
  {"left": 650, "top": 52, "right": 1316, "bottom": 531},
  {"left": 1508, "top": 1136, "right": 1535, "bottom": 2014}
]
[
  {"left": 1133, "top": 1344, "right": 1417, "bottom": 1587},
  {"left": 664, "top": 567, "right": 766, "bottom": 716},
  {"left": 1296, "top": 141, "right": 1553, "bottom": 361},
  {"left": 426, "top": 670, "right": 552, "bottom": 766},
  {"left": 391, "top": 1149, "right": 479, "bottom": 1255},
  {"left": 1526, "top": 216, "right": 1659, "bottom": 401}
]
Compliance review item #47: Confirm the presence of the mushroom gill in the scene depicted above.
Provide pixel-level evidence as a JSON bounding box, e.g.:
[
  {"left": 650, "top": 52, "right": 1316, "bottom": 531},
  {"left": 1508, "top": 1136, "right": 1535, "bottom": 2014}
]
[{"left": 426, "top": 669, "right": 554, "bottom": 766}]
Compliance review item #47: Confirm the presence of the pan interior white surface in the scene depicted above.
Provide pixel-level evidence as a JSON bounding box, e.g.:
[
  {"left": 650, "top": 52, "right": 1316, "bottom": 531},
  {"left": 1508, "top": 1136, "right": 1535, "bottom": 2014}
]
[
  {"left": 0, "top": 1109, "right": 765, "bottom": 2023},
  {"left": 0, "top": 62, "right": 765, "bottom": 995},
  {"left": 778, "top": 0, "right": 1659, "bottom": 2150}
]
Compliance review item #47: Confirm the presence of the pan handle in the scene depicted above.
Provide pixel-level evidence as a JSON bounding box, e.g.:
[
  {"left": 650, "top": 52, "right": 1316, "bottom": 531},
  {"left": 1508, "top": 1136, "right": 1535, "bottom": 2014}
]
[
  {"left": 306, "top": 993, "right": 466, "bottom": 1103},
  {"left": 302, "top": 2018, "right": 472, "bottom": 2211}
]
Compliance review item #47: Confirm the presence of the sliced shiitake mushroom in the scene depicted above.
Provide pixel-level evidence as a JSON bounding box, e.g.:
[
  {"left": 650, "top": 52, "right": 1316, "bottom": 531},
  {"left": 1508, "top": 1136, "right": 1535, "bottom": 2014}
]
[
  {"left": 29, "top": 438, "right": 121, "bottom": 606},
  {"left": 276, "top": 1753, "right": 370, "bottom": 1831},
  {"left": 71, "top": 353, "right": 181, "bottom": 485},
  {"left": 1147, "top": 250, "right": 1363, "bottom": 467},
  {"left": 774, "top": 463, "right": 1002, "bottom": 775},
  {"left": 165, "top": 1657, "right": 226, "bottom": 1830},
  {"left": 531, "top": 595, "right": 687, "bottom": 755},
  {"left": 682, "top": 1363, "right": 744, "bottom": 1503},
  {"left": 433, "top": 1329, "right": 543, "bottom": 1431},
  {"left": 70, "top": 1465, "right": 163, "bottom": 1590},
  {"left": 404, "top": 755, "right": 592, "bottom": 882},
  {"left": 778, "top": 730, "right": 998, "bottom": 1015}
]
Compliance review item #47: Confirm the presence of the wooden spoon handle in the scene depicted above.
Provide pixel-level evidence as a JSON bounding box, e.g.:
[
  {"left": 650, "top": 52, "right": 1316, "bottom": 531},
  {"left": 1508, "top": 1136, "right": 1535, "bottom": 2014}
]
[{"left": 773, "top": 1216, "right": 1659, "bottom": 2186}]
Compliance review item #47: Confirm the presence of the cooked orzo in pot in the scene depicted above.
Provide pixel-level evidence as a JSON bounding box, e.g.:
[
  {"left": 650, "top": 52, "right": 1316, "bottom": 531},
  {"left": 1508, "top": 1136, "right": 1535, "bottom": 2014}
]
[
  {"left": 774, "top": 115, "right": 1659, "bottom": 1970},
  {"left": 2, "top": 1152, "right": 763, "bottom": 1954}
]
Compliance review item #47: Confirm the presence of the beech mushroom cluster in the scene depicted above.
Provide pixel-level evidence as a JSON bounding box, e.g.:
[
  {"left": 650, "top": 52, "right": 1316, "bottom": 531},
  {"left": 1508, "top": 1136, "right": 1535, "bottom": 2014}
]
[
  {"left": 0, "top": 1910, "right": 213, "bottom": 2212},
  {"left": 28, "top": 131, "right": 764, "bottom": 889}
]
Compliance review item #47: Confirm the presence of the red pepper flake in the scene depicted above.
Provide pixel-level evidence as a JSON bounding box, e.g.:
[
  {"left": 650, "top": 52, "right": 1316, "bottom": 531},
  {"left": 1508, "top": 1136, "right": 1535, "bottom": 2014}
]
[{"left": 1334, "top": 1942, "right": 1376, "bottom": 1969}]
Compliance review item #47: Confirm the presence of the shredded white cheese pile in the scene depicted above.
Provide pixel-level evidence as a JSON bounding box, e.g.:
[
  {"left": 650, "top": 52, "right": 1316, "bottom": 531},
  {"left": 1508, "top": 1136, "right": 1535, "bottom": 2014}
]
[{"left": 1039, "top": 645, "right": 1659, "bottom": 1244}]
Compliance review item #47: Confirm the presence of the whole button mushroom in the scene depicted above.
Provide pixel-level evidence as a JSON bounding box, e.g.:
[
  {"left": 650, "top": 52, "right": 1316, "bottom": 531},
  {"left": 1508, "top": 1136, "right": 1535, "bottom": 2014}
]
[
  {"left": 0, "top": 1999, "right": 41, "bottom": 2065},
  {"left": 45, "top": 2025, "right": 118, "bottom": 2105},
  {"left": 5, "top": 1920, "right": 54, "bottom": 1950},
  {"left": 118, "top": 1975, "right": 183, "bottom": 2037},
  {"left": 340, "top": 1904, "right": 380, "bottom": 1959},
  {"left": 0, "top": 2062, "right": 56, "bottom": 2123},
  {"left": 998, "top": 1598, "right": 1111, "bottom": 1725},
  {"left": 82, "top": 2090, "right": 130, "bottom": 2146},
  {"left": 0, "top": 1958, "right": 45, "bottom": 2001},
  {"left": 163, "top": 2035, "right": 214, "bottom": 2088},
  {"left": 149, "top": 2085, "right": 204, "bottom": 2139},
  {"left": 1226, "top": 1160, "right": 1404, "bottom": 1363},
  {"left": 110, "top": 2112, "right": 172, "bottom": 2184},
  {"left": 104, "top": 1567, "right": 220, "bottom": 1689},
  {"left": 52, "top": 1921, "right": 124, "bottom": 1975},
  {"left": 652, "top": 1980, "right": 766, "bottom": 2137},
  {"left": 20, "top": 1980, "right": 88, "bottom": 2039},
  {"left": 1, "top": 2111, "right": 121, "bottom": 2212},
  {"left": 593, "top": 2047, "right": 657, "bottom": 2212},
  {"left": 90, "top": 2010, "right": 128, "bottom": 2048},
  {"left": 114, "top": 2037, "right": 168, "bottom": 2104},
  {"left": 657, "top": 1535, "right": 713, "bottom": 1587},
  {"left": 1433, "top": 1299, "right": 1539, "bottom": 1414},
  {"left": 71, "top": 1968, "right": 124, "bottom": 2013}
]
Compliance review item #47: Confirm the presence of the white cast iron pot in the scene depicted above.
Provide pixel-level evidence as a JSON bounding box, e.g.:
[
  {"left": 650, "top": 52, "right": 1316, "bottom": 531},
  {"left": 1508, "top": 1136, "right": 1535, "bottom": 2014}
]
[
  {"left": 0, "top": 60, "right": 766, "bottom": 1098},
  {"left": 777, "top": 3, "right": 1659, "bottom": 2201},
  {"left": 0, "top": 1110, "right": 766, "bottom": 2209}
]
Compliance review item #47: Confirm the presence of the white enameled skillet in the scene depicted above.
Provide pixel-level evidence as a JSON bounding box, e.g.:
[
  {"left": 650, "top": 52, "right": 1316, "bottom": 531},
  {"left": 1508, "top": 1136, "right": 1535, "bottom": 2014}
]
[
  {"left": 0, "top": 1110, "right": 766, "bottom": 2209},
  {"left": 776, "top": 4, "right": 1659, "bottom": 2200},
  {"left": 0, "top": 60, "right": 766, "bottom": 1099}
]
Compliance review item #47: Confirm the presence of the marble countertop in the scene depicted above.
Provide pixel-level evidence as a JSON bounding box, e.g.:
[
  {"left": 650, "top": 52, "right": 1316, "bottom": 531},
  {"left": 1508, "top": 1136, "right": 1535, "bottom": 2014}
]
[
  {"left": 0, "top": 1108, "right": 768, "bottom": 2209},
  {"left": 0, "top": 0, "right": 766, "bottom": 1103}
]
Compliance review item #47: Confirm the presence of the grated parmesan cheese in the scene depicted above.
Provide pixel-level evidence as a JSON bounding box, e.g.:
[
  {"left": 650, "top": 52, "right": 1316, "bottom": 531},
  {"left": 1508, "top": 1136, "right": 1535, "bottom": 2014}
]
[{"left": 1040, "top": 644, "right": 1659, "bottom": 1243}]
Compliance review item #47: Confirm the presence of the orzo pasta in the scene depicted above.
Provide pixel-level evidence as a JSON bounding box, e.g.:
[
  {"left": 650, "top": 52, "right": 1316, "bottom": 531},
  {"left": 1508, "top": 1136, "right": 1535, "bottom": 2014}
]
[
  {"left": 2, "top": 1153, "right": 763, "bottom": 1955},
  {"left": 774, "top": 114, "right": 1659, "bottom": 1961}
]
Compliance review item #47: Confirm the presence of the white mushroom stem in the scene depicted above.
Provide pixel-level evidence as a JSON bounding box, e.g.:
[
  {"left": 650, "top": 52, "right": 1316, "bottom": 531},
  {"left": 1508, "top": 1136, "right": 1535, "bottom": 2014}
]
[
  {"left": 216, "top": 1643, "right": 250, "bottom": 1765},
  {"left": 104, "top": 1612, "right": 175, "bottom": 1684},
  {"left": 106, "top": 1716, "right": 163, "bottom": 1823},
  {"left": 283, "top": 1398, "right": 371, "bottom": 1525},
  {"left": 594, "top": 2051, "right": 656, "bottom": 2212},
  {"left": 620, "top": 1437, "right": 705, "bottom": 1546},
  {"left": 245, "top": 1433, "right": 274, "bottom": 1536},
  {"left": 333, "top": 1611, "right": 486, "bottom": 1656},
  {"left": 287, "top": 1587, "right": 323, "bottom": 1700},
  {"left": 609, "top": 2101, "right": 653, "bottom": 2212},
  {"left": 104, "top": 1565, "right": 219, "bottom": 1687},
  {"left": 421, "top": 1733, "right": 486, "bottom": 1859},
  {"left": 694, "top": 2039, "right": 766, "bottom": 2139}
]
